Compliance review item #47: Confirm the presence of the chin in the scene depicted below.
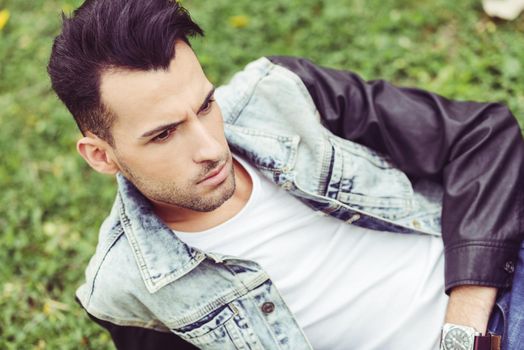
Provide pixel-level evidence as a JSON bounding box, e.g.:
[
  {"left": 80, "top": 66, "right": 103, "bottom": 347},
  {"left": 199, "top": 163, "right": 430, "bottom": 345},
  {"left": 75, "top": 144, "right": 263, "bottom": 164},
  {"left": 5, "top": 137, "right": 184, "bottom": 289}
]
[{"left": 192, "top": 175, "right": 236, "bottom": 212}]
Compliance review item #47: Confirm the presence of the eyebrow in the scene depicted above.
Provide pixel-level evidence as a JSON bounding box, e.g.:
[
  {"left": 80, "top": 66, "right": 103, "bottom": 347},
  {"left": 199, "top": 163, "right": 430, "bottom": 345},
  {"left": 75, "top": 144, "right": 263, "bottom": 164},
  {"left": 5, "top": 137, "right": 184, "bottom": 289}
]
[
  {"left": 197, "top": 86, "right": 216, "bottom": 114},
  {"left": 139, "top": 120, "right": 184, "bottom": 139},
  {"left": 139, "top": 86, "right": 216, "bottom": 139}
]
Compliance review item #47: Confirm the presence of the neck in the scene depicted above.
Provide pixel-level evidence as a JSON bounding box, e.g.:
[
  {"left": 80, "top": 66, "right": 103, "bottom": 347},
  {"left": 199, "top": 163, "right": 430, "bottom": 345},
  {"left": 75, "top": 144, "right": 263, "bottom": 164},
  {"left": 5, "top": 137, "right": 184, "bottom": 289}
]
[{"left": 152, "top": 158, "right": 252, "bottom": 232}]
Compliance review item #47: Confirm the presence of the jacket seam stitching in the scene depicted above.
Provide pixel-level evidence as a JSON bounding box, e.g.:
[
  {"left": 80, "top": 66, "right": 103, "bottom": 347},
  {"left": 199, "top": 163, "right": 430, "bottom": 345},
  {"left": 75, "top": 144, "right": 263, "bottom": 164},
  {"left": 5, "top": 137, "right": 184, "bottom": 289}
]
[
  {"left": 445, "top": 241, "right": 518, "bottom": 252},
  {"left": 446, "top": 280, "right": 510, "bottom": 291},
  {"left": 83, "top": 307, "right": 168, "bottom": 331},
  {"left": 86, "top": 224, "right": 125, "bottom": 307}
]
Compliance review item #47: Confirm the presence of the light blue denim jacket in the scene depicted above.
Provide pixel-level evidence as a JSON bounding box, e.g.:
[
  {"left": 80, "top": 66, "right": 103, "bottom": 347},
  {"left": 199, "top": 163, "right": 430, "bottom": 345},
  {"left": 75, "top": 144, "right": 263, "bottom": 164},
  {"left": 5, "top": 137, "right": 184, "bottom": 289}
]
[{"left": 76, "top": 58, "right": 443, "bottom": 349}]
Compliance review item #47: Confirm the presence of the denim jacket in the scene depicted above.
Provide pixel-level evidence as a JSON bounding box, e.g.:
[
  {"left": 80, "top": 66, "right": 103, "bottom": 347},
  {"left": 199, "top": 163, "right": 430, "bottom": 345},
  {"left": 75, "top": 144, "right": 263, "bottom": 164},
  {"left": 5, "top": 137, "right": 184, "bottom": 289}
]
[{"left": 77, "top": 57, "right": 524, "bottom": 349}]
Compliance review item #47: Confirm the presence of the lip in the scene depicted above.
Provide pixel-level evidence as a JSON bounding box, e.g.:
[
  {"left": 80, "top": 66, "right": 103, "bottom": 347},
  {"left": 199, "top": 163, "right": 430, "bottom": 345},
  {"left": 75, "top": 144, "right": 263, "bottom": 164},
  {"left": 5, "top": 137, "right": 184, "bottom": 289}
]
[{"left": 197, "top": 162, "right": 228, "bottom": 186}]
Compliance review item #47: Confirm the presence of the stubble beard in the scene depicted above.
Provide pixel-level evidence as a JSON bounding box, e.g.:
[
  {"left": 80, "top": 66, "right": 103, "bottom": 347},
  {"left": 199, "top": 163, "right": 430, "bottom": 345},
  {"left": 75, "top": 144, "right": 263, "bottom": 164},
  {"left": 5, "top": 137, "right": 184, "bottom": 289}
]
[{"left": 118, "top": 158, "right": 236, "bottom": 212}]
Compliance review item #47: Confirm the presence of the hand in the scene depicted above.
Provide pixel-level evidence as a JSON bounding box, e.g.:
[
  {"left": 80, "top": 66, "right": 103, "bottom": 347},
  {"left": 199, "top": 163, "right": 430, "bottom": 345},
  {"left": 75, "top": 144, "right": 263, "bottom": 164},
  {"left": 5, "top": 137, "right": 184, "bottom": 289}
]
[{"left": 444, "top": 285, "right": 497, "bottom": 333}]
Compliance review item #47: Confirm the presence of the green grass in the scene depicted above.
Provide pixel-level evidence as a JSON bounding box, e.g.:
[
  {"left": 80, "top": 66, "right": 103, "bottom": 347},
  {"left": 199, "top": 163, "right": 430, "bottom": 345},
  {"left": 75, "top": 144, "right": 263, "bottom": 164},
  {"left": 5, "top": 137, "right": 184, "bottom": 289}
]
[{"left": 1, "top": 0, "right": 523, "bottom": 348}]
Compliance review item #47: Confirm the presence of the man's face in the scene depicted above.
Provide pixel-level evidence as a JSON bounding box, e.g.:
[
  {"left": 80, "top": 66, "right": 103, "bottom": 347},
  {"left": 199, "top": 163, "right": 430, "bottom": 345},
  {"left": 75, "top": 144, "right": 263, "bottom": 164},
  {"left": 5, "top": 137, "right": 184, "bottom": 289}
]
[{"left": 99, "top": 41, "right": 235, "bottom": 212}]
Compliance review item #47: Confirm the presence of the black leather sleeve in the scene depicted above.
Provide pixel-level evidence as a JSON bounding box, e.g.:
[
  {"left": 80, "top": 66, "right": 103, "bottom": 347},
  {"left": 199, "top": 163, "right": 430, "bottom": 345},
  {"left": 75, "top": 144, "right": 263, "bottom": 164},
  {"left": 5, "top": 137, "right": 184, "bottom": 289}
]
[
  {"left": 86, "top": 312, "right": 198, "bottom": 350},
  {"left": 268, "top": 56, "right": 524, "bottom": 292}
]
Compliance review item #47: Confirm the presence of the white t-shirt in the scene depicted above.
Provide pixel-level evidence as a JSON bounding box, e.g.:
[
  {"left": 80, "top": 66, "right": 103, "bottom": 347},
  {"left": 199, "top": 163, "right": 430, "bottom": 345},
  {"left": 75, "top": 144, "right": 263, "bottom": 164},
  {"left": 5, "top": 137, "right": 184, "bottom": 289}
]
[{"left": 175, "top": 156, "right": 448, "bottom": 350}]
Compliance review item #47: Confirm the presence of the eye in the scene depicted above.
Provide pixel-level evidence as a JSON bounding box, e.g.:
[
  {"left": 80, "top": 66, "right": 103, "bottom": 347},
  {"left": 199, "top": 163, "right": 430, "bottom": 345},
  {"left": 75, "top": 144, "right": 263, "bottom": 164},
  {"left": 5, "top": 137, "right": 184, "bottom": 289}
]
[
  {"left": 152, "top": 128, "right": 175, "bottom": 143},
  {"left": 200, "top": 98, "right": 215, "bottom": 114}
]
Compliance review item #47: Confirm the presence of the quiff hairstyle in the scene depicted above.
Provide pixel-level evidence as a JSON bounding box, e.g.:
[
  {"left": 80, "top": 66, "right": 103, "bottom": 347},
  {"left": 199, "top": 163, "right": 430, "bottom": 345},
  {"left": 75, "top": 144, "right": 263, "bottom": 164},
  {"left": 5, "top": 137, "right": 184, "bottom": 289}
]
[{"left": 48, "top": 0, "right": 203, "bottom": 145}]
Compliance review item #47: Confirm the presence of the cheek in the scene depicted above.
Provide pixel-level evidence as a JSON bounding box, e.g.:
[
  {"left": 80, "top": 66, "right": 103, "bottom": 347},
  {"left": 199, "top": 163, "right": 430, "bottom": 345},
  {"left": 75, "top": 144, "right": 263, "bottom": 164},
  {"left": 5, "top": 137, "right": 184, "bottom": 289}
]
[
  {"left": 146, "top": 149, "right": 189, "bottom": 176},
  {"left": 120, "top": 147, "right": 188, "bottom": 180},
  {"left": 209, "top": 109, "right": 227, "bottom": 144}
]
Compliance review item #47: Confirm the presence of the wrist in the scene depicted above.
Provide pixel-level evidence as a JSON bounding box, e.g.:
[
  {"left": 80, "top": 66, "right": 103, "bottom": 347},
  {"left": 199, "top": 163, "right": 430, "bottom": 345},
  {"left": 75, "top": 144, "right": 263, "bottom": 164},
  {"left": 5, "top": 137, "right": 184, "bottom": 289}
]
[{"left": 444, "top": 285, "right": 497, "bottom": 333}]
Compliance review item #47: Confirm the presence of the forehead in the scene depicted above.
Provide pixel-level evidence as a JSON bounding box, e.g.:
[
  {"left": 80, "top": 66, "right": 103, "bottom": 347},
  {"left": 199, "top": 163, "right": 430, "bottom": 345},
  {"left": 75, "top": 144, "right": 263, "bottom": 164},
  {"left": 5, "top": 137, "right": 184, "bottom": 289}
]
[{"left": 99, "top": 42, "right": 209, "bottom": 135}]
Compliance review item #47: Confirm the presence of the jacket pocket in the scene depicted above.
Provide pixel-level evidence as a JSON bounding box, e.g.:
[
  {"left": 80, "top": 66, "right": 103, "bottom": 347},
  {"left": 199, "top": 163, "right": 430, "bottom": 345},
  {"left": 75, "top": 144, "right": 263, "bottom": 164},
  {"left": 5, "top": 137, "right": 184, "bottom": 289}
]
[
  {"left": 171, "top": 304, "right": 250, "bottom": 349},
  {"left": 327, "top": 136, "right": 415, "bottom": 220},
  {"left": 225, "top": 124, "right": 300, "bottom": 173}
]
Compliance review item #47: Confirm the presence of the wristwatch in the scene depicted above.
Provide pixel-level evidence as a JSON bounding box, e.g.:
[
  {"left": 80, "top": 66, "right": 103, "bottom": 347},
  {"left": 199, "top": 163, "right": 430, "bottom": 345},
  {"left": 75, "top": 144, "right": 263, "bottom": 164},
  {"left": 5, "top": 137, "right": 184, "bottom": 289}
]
[{"left": 440, "top": 323, "right": 501, "bottom": 350}]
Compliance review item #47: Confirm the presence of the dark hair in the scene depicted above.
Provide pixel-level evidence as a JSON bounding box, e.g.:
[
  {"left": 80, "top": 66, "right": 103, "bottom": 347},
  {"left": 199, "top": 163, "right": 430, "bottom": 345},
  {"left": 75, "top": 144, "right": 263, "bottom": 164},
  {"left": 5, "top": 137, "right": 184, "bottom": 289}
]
[{"left": 47, "top": 0, "right": 204, "bottom": 145}]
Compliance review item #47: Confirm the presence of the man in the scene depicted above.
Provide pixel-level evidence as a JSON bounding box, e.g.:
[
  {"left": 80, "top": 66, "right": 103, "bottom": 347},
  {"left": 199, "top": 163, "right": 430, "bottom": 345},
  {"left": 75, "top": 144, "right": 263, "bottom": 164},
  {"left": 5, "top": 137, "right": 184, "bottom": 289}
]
[{"left": 47, "top": 0, "right": 524, "bottom": 349}]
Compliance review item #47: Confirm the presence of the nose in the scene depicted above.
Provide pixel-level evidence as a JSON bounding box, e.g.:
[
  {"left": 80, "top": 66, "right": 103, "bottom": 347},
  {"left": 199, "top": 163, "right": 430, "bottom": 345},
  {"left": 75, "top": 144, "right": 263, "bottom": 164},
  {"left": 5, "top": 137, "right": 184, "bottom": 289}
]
[{"left": 190, "top": 118, "right": 223, "bottom": 163}]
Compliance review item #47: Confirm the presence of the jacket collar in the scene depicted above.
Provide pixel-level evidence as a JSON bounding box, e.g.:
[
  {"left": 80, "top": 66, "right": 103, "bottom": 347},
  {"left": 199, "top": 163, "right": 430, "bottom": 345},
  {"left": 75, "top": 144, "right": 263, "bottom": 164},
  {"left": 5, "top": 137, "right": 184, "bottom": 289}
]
[{"left": 116, "top": 173, "right": 205, "bottom": 293}]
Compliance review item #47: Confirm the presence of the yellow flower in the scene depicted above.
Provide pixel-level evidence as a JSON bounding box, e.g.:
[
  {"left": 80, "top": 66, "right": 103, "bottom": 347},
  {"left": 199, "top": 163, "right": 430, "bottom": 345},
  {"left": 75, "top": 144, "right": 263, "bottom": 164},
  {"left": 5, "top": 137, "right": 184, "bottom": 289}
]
[
  {"left": 43, "top": 302, "right": 52, "bottom": 316},
  {"left": 0, "top": 9, "right": 10, "bottom": 31},
  {"left": 61, "top": 4, "right": 73, "bottom": 14},
  {"left": 229, "top": 15, "right": 249, "bottom": 29},
  {"left": 43, "top": 298, "right": 70, "bottom": 316}
]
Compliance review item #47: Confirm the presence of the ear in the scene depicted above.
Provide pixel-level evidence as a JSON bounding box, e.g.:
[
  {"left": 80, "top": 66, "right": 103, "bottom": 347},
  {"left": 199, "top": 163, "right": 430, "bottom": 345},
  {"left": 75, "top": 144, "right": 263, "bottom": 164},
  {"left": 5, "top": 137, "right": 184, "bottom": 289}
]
[{"left": 77, "top": 134, "right": 120, "bottom": 175}]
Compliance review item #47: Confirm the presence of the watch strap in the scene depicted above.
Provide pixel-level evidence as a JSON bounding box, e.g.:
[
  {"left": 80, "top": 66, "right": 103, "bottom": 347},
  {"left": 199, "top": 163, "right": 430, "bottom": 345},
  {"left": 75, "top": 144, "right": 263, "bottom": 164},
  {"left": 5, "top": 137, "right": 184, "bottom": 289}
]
[
  {"left": 473, "top": 334, "right": 502, "bottom": 350},
  {"left": 490, "top": 334, "right": 501, "bottom": 350},
  {"left": 474, "top": 335, "right": 491, "bottom": 350}
]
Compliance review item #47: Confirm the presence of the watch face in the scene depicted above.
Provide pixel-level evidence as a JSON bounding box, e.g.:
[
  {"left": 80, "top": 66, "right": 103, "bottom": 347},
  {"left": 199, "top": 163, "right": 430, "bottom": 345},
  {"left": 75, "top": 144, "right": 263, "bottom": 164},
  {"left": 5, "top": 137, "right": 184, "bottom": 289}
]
[{"left": 443, "top": 327, "right": 473, "bottom": 350}]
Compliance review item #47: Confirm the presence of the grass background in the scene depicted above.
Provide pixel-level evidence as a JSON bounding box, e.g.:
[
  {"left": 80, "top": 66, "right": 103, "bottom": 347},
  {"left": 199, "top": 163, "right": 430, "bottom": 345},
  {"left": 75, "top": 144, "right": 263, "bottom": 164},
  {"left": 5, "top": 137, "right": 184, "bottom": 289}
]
[{"left": 1, "top": 0, "right": 523, "bottom": 348}]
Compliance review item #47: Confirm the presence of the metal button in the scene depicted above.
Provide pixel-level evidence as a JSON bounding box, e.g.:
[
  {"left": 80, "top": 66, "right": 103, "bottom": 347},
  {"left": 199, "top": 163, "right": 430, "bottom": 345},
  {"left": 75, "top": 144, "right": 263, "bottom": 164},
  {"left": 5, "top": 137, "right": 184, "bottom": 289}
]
[
  {"left": 412, "top": 219, "right": 421, "bottom": 229},
  {"left": 261, "top": 302, "right": 275, "bottom": 314},
  {"left": 282, "top": 182, "right": 292, "bottom": 190},
  {"left": 504, "top": 261, "right": 515, "bottom": 274},
  {"left": 346, "top": 214, "right": 361, "bottom": 224}
]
